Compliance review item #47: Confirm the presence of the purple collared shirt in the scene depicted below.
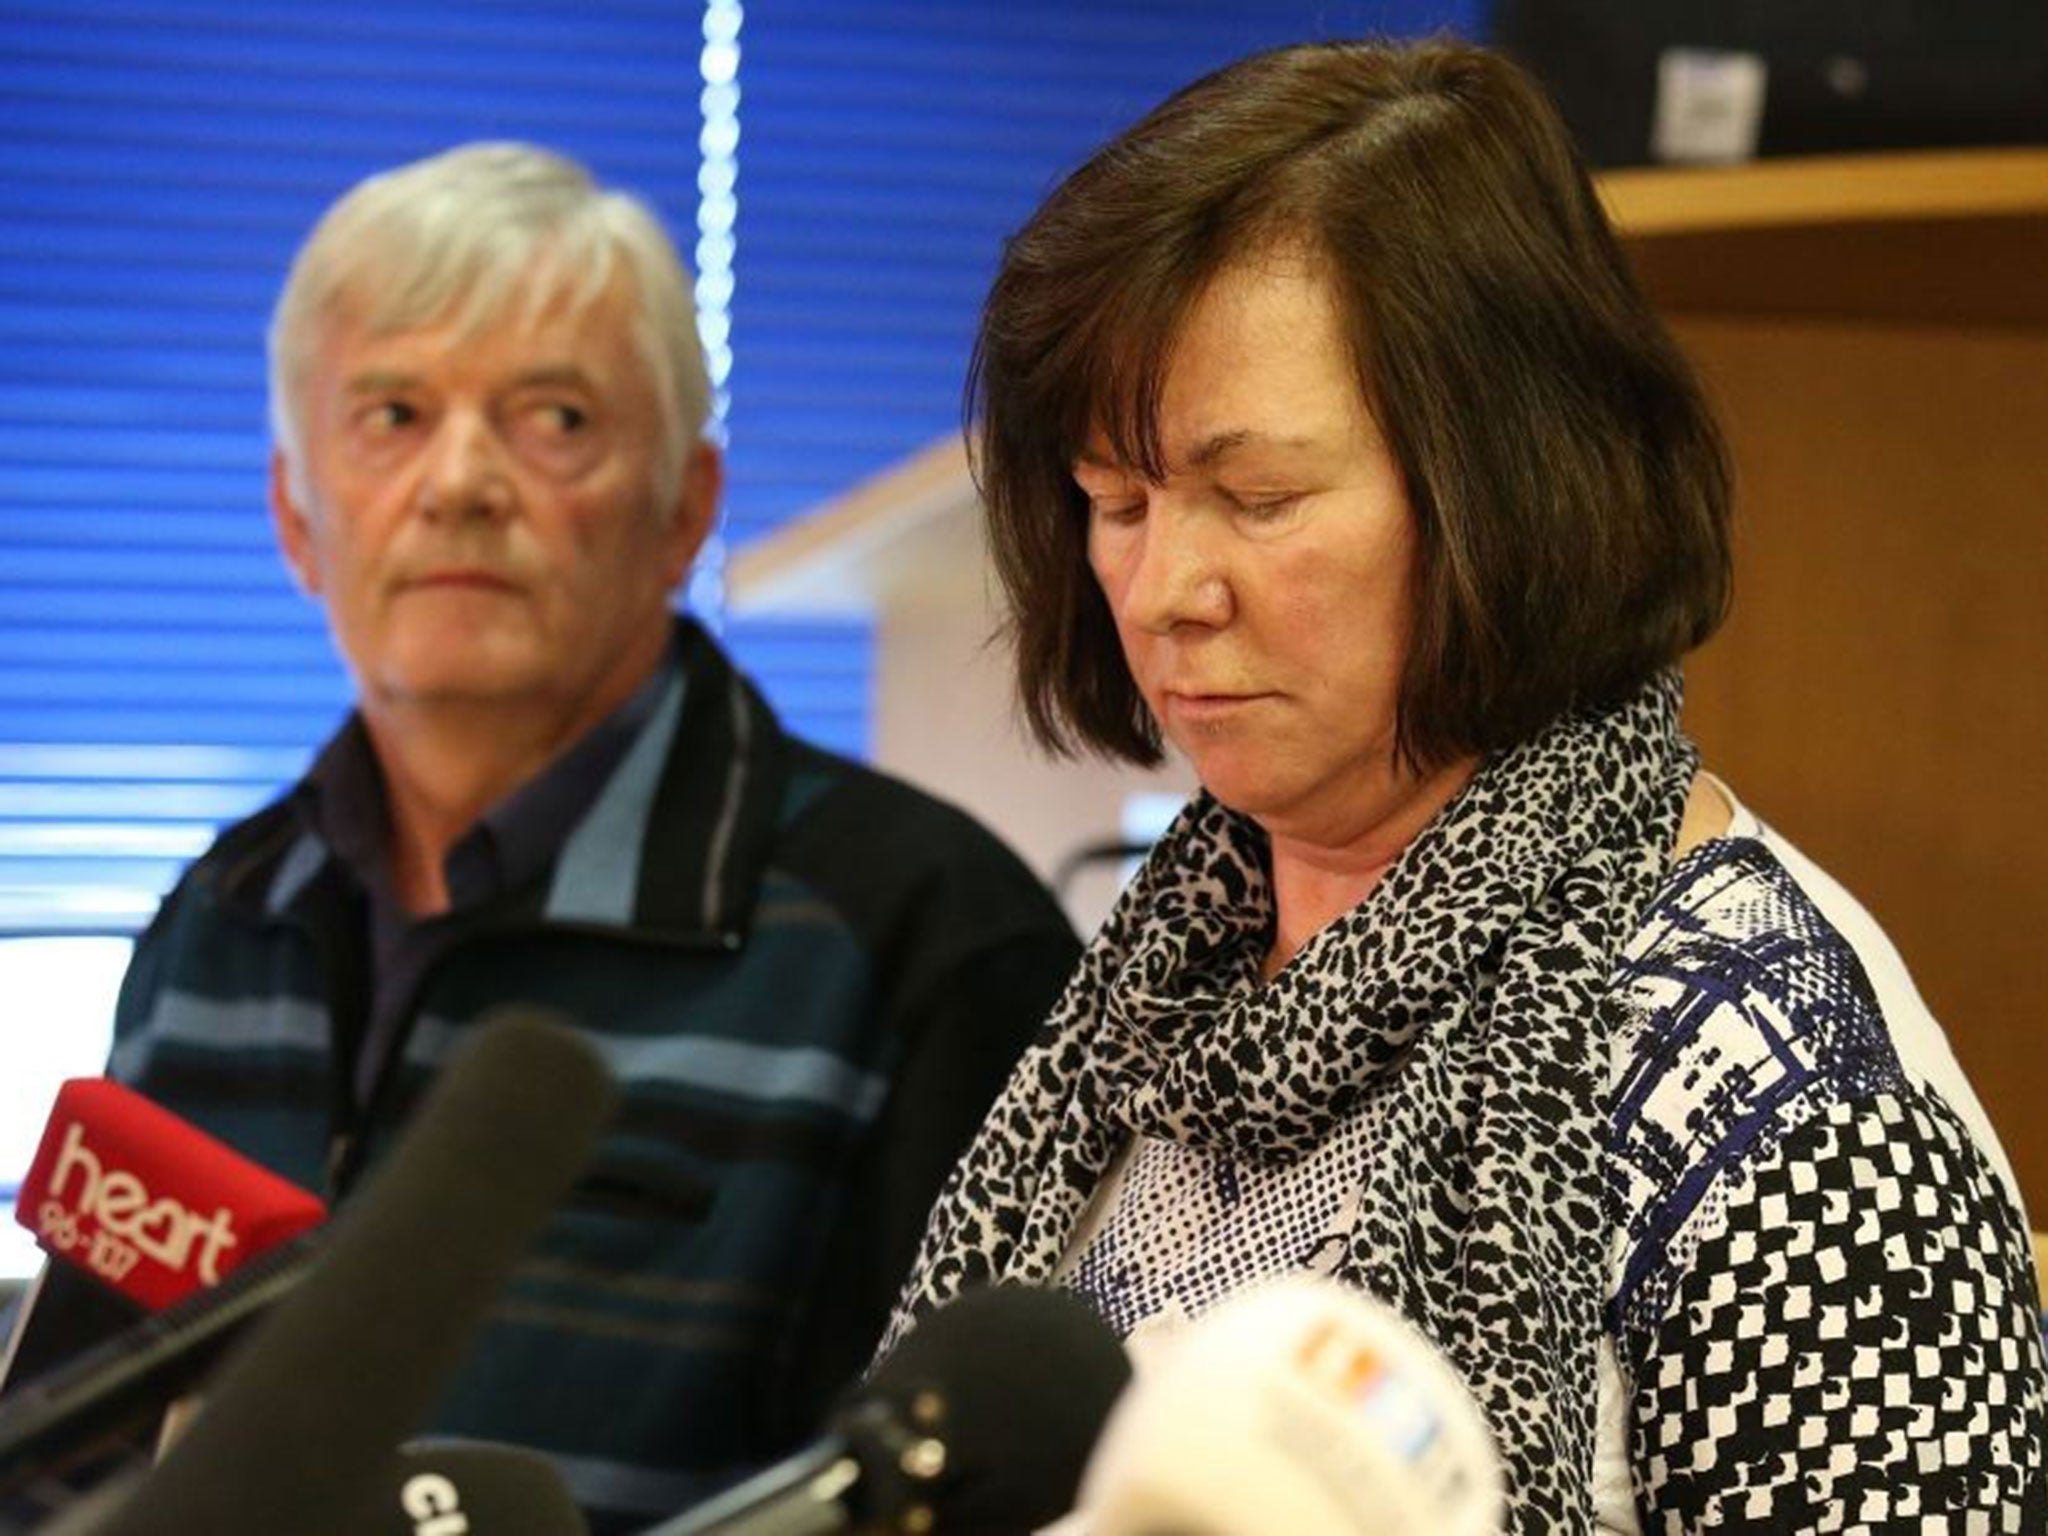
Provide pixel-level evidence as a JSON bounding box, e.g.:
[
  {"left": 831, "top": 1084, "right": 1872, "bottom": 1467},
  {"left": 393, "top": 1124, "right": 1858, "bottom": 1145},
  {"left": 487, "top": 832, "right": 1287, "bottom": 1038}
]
[{"left": 299, "top": 642, "right": 677, "bottom": 1110}]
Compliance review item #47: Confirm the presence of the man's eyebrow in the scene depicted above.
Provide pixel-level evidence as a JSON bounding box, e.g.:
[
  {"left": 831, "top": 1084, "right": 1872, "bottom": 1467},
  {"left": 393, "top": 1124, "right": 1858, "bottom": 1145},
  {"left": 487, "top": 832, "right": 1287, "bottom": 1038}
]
[
  {"left": 340, "top": 364, "right": 599, "bottom": 393},
  {"left": 510, "top": 364, "right": 598, "bottom": 391},
  {"left": 342, "top": 369, "right": 419, "bottom": 394}
]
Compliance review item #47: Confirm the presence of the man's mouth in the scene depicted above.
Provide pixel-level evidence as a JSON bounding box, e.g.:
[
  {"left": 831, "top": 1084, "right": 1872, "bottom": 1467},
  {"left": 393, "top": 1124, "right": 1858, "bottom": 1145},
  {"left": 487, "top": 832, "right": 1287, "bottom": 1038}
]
[{"left": 404, "top": 568, "right": 520, "bottom": 592}]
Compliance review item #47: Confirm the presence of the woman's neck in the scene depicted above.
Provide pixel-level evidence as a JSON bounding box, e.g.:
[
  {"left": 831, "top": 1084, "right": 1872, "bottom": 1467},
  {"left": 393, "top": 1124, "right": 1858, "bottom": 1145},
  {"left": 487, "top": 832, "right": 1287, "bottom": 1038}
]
[
  {"left": 1260, "top": 767, "right": 1734, "bottom": 979},
  {"left": 1262, "top": 754, "right": 1479, "bottom": 979}
]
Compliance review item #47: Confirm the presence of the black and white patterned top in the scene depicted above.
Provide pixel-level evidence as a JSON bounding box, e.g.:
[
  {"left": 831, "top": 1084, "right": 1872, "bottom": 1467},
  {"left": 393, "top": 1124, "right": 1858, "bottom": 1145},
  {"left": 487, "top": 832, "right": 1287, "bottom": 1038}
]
[{"left": 1059, "top": 792, "right": 2048, "bottom": 1533}]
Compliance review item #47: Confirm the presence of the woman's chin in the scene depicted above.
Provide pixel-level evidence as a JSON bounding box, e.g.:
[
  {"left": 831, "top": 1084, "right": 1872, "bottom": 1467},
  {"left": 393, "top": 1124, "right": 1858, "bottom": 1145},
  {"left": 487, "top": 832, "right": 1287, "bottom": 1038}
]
[{"left": 1187, "top": 763, "right": 1317, "bottom": 831}]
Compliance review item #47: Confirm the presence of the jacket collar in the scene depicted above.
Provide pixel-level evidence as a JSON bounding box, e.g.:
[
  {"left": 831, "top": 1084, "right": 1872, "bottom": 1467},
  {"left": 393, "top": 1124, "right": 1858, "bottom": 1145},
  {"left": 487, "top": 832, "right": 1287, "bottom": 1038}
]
[{"left": 205, "top": 616, "right": 791, "bottom": 948}]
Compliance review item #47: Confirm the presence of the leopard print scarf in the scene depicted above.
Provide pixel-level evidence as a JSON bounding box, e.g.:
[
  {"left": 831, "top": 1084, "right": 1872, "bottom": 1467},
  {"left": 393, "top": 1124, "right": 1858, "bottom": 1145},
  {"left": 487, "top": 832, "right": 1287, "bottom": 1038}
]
[{"left": 884, "top": 671, "right": 1697, "bottom": 1533}]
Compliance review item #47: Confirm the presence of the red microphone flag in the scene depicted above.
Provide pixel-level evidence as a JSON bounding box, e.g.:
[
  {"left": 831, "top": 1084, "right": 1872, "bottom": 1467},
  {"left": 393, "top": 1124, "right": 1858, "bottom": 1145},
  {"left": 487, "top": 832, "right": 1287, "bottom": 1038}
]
[{"left": 13, "top": 1080, "right": 326, "bottom": 1312}]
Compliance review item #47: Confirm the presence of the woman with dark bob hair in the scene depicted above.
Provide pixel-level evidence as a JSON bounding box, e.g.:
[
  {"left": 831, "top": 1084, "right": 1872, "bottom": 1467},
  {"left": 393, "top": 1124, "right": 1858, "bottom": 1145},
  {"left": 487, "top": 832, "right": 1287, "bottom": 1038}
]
[{"left": 883, "top": 36, "right": 2046, "bottom": 1534}]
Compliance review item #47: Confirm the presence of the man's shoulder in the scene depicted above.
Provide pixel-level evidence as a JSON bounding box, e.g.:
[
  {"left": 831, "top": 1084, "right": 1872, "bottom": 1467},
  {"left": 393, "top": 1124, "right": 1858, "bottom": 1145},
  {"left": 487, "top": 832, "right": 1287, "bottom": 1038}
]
[
  {"left": 112, "top": 788, "right": 331, "bottom": 1057},
  {"left": 764, "top": 736, "right": 1074, "bottom": 950},
  {"left": 151, "top": 790, "right": 310, "bottom": 920},
  {"left": 774, "top": 733, "right": 1040, "bottom": 876}
]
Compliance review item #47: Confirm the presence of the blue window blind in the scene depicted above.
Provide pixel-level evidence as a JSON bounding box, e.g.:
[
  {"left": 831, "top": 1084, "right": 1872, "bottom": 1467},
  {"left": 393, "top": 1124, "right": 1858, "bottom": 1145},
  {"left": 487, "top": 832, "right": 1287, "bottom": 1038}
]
[
  {"left": 720, "top": 0, "right": 1478, "bottom": 550},
  {"left": 0, "top": 1, "right": 1475, "bottom": 935},
  {"left": 0, "top": 2, "right": 708, "bottom": 932},
  {"left": 720, "top": 614, "right": 874, "bottom": 762}
]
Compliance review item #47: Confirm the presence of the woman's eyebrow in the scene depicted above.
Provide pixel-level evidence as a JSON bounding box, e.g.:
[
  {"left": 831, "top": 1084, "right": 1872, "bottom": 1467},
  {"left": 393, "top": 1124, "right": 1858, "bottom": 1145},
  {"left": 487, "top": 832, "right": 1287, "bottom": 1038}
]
[
  {"left": 1186, "top": 428, "right": 1321, "bottom": 469},
  {"left": 1076, "top": 429, "right": 1325, "bottom": 476}
]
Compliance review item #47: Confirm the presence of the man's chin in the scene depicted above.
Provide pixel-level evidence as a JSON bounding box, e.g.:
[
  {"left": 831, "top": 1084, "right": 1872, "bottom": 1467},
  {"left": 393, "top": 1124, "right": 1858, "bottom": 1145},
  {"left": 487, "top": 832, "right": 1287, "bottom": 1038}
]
[{"left": 359, "top": 648, "right": 550, "bottom": 713}]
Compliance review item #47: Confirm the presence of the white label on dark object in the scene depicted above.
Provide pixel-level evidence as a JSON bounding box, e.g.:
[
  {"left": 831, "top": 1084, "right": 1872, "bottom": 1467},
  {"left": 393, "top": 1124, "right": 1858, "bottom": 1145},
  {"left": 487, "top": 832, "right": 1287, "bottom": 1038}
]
[{"left": 1653, "top": 48, "right": 1767, "bottom": 164}]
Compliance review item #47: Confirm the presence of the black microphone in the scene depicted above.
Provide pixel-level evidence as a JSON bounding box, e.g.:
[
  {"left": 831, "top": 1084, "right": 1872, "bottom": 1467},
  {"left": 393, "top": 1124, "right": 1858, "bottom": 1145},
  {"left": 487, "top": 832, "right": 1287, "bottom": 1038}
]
[
  {"left": 0, "top": 1076, "right": 341, "bottom": 1517},
  {"left": 0, "top": 1268, "right": 146, "bottom": 1405},
  {"left": 21, "top": 1440, "right": 589, "bottom": 1536},
  {"left": 79, "top": 1007, "right": 617, "bottom": 1536},
  {"left": 0, "top": 1226, "right": 320, "bottom": 1515},
  {"left": 648, "top": 1285, "right": 1132, "bottom": 1536},
  {"left": 0, "top": 1265, "right": 151, "bottom": 1507},
  {"left": 0, "top": 1094, "right": 702, "bottom": 1513},
  {"left": 347, "top": 1439, "right": 591, "bottom": 1535}
]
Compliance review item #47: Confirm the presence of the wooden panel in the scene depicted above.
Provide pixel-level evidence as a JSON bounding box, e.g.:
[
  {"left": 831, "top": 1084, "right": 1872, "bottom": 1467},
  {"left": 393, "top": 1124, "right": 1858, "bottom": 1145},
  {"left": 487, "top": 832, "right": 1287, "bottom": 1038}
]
[
  {"left": 1674, "top": 316, "right": 2048, "bottom": 1209},
  {"left": 1606, "top": 149, "right": 2048, "bottom": 329},
  {"left": 1629, "top": 216, "right": 2048, "bottom": 329},
  {"left": 1602, "top": 147, "right": 2048, "bottom": 236}
]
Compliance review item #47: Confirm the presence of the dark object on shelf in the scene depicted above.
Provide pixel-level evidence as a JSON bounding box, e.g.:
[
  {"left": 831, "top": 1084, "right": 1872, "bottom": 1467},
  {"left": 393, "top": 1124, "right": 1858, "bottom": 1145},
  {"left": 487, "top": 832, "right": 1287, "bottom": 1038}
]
[{"left": 1489, "top": 1, "right": 2048, "bottom": 167}]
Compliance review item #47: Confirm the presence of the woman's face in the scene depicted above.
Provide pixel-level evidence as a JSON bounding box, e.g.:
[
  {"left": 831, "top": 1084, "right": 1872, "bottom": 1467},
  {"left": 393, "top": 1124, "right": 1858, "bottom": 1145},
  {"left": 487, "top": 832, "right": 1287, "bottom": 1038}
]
[{"left": 1075, "top": 252, "right": 1426, "bottom": 851}]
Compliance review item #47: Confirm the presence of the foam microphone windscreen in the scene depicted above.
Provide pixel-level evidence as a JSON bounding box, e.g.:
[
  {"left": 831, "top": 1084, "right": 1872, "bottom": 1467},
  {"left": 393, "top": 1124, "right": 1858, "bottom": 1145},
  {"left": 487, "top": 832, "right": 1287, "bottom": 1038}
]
[
  {"left": 84, "top": 1008, "right": 617, "bottom": 1536},
  {"left": 650, "top": 1284, "right": 1131, "bottom": 1536},
  {"left": 864, "top": 1285, "right": 1132, "bottom": 1535},
  {"left": 1076, "top": 1275, "right": 1505, "bottom": 1536},
  {"left": 346, "top": 1439, "right": 590, "bottom": 1535},
  {"left": 25, "top": 1441, "right": 590, "bottom": 1536}
]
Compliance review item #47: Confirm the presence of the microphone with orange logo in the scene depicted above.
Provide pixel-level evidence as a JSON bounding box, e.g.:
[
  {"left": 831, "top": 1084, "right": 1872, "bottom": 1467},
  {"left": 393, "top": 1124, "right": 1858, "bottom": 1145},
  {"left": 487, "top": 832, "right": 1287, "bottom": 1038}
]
[{"left": 1071, "top": 1276, "right": 1504, "bottom": 1536}]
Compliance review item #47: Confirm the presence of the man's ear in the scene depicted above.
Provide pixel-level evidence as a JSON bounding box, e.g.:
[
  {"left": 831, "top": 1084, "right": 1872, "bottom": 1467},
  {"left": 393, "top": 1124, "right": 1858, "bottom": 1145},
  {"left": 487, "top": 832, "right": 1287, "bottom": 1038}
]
[
  {"left": 662, "top": 440, "right": 724, "bottom": 587},
  {"left": 269, "top": 449, "right": 324, "bottom": 597}
]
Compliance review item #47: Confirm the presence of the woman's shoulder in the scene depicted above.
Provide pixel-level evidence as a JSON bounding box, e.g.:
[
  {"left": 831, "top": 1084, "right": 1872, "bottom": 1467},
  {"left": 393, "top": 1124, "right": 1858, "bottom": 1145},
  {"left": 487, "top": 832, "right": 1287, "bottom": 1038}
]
[
  {"left": 1599, "top": 789, "right": 2047, "bottom": 1527},
  {"left": 1609, "top": 783, "right": 2019, "bottom": 1207}
]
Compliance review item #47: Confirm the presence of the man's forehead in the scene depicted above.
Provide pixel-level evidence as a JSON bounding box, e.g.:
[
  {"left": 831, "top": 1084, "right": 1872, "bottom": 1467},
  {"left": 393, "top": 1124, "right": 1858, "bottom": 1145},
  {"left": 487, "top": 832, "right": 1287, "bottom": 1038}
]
[
  {"left": 323, "top": 262, "right": 630, "bottom": 348},
  {"left": 316, "top": 270, "right": 636, "bottom": 372}
]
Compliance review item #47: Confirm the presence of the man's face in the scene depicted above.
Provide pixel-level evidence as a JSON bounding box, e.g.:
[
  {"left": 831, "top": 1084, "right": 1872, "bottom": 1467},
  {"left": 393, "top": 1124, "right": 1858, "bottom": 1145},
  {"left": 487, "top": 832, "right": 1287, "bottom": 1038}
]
[{"left": 272, "top": 272, "right": 716, "bottom": 743}]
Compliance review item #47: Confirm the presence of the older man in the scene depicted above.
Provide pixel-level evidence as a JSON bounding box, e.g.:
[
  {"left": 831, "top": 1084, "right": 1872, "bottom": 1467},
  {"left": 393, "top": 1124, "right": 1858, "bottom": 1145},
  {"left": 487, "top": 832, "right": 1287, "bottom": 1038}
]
[{"left": 108, "top": 144, "right": 1077, "bottom": 1530}]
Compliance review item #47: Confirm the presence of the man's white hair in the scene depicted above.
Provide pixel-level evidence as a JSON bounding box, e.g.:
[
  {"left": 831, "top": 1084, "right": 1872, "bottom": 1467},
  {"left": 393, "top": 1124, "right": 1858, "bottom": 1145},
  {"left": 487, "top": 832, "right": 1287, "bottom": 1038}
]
[{"left": 267, "top": 142, "right": 711, "bottom": 508}]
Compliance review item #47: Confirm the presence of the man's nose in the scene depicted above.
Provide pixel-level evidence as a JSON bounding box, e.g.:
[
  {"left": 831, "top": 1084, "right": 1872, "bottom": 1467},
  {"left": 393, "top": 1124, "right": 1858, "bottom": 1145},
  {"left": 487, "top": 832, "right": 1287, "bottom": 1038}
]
[
  {"left": 416, "top": 410, "right": 513, "bottom": 522},
  {"left": 1121, "top": 506, "right": 1233, "bottom": 634}
]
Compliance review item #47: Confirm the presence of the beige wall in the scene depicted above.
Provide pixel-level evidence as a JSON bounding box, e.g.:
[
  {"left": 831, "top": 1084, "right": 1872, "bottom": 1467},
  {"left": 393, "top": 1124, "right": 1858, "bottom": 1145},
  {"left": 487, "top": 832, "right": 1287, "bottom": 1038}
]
[{"left": 864, "top": 504, "right": 1196, "bottom": 940}]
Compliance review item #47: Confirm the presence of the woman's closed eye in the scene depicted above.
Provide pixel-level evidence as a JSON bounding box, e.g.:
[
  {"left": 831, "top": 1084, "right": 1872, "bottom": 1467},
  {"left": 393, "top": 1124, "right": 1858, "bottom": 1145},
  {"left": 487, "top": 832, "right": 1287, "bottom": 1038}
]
[
  {"left": 1222, "top": 487, "right": 1307, "bottom": 526},
  {"left": 1087, "top": 494, "right": 1148, "bottom": 527},
  {"left": 1074, "top": 460, "right": 1146, "bottom": 523}
]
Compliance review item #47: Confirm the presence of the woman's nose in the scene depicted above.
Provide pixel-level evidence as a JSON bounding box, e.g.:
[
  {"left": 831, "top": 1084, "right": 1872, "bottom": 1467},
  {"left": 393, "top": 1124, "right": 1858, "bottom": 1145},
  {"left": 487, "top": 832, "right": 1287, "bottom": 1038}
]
[{"left": 1119, "top": 509, "right": 1233, "bottom": 634}]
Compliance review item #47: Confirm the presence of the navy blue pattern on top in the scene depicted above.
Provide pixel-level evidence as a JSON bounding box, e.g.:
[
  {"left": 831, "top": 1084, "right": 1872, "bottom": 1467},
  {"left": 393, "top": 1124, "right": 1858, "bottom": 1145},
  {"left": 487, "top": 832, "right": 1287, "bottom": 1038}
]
[
  {"left": 1605, "top": 838, "right": 1907, "bottom": 1362},
  {"left": 1053, "top": 825, "right": 2047, "bottom": 1529}
]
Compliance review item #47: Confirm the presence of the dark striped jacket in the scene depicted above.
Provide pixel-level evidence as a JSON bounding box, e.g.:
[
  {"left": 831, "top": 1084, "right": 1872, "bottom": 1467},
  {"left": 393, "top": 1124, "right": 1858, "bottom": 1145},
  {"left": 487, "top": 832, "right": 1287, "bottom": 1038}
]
[{"left": 109, "top": 620, "right": 1078, "bottom": 1531}]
